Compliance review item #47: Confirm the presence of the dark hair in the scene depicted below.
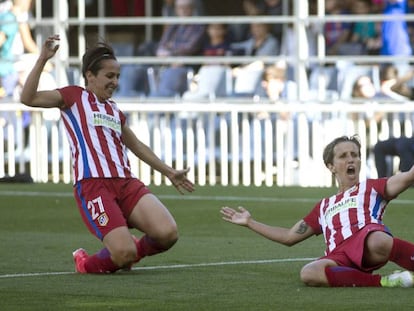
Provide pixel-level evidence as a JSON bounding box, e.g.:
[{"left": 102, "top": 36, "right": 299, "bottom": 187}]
[
  {"left": 323, "top": 135, "right": 361, "bottom": 167},
  {"left": 81, "top": 42, "right": 117, "bottom": 85},
  {"left": 380, "top": 63, "right": 399, "bottom": 82}
]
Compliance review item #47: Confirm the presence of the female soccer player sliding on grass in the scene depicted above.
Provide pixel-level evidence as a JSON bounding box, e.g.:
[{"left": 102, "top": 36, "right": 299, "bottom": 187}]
[
  {"left": 20, "top": 35, "right": 194, "bottom": 273},
  {"left": 222, "top": 135, "right": 414, "bottom": 287}
]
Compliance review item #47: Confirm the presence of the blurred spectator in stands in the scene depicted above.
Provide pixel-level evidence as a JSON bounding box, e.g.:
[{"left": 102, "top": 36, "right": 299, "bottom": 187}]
[
  {"left": 0, "top": 0, "right": 21, "bottom": 152},
  {"left": 183, "top": 23, "right": 232, "bottom": 100},
  {"left": 15, "top": 53, "right": 57, "bottom": 147},
  {"left": 254, "top": 61, "right": 296, "bottom": 120},
  {"left": 370, "top": 0, "right": 385, "bottom": 13},
  {"left": 351, "top": 74, "right": 389, "bottom": 124},
  {"left": 111, "top": 0, "right": 145, "bottom": 17},
  {"left": 227, "top": 0, "right": 261, "bottom": 43},
  {"left": 373, "top": 44, "right": 414, "bottom": 178},
  {"left": 231, "top": 0, "right": 283, "bottom": 43},
  {"left": 0, "top": 0, "right": 18, "bottom": 126},
  {"left": 10, "top": 0, "right": 39, "bottom": 146},
  {"left": 324, "top": 0, "right": 352, "bottom": 55},
  {"left": 253, "top": 61, "right": 300, "bottom": 162},
  {"left": 351, "top": 73, "right": 397, "bottom": 156},
  {"left": 230, "top": 22, "right": 279, "bottom": 57},
  {"left": 380, "top": 0, "right": 412, "bottom": 74},
  {"left": 162, "top": 0, "right": 175, "bottom": 17},
  {"left": 255, "top": 0, "right": 283, "bottom": 43},
  {"left": 116, "top": 0, "right": 207, "bottom": 98},
  {"left": 389, "top": 67, "right": 414, "bottom": 99},
  {"left": 374, "top": 136, "right": 414, "bottom": 177},
  {"left": 162, "top": 0, "right": 204, "bottom": 17},
  {"left": 408, "top": 0, "right": 414, "bottom": 50},
  {"left": 351, "top": 75, "right": 380, "bottom": 158},
  {"left": 160, "top": 0, "right": 204, "bottom": 38},
  {"left": 377, "top": 63, "right": 412, "bottom": 135},
  {"left": 280, "top": 1, "right": 317, "bottom": 73},
  {"left": 349, "top": 0, "right": 382, "bottom": 55},
  {"left": 156, "top": 0, "right": 205, "bottom": 58},
  {"left": 230, "top": 22, "right": 279, "bottom": 97},
  {"left": 0, "top": 0, "right": 18, "bottom": 98},
  {"left": 108, "top": 1, "right": 147, "bottom": 98},
  {"left": 12, "top": 0, "right": 38, "bottom": 55},
  {"left": 149, "top": 0, "right": 205, "bottom": 97},
  {"left": 201, "top": 23, "right": 231, "bottom": 58},
  {"left": 379, "top": 63, "right": 413, "bottom": 100}
]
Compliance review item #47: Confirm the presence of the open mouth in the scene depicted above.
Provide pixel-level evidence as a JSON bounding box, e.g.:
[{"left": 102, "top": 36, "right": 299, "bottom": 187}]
[{"left": 347, "top": 166, "right": 356, "bottom": 175}]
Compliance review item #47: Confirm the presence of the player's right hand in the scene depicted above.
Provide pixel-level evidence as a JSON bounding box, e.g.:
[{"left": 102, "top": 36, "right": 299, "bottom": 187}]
[{"left": 221, "top": 206, "right": 251, "bottom": 226}]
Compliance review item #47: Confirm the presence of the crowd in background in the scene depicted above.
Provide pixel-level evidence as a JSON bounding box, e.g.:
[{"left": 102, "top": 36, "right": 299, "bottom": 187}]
[
  {"left": 1, "top": 0, "right": 414, "bottom": 100},
  {"left": 101, "top": 0, "right": 414, "bottom": 102},
  {"left": 2, "top": 0, "right": 414, "bottom": 179}
]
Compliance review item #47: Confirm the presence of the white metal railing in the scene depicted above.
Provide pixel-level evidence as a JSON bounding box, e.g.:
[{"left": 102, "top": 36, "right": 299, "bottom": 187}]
[
  {"left": 2, "top": 0, "right": 414, "bottom": 186},
  {"left": 1, "top": 100, "right": 413, "bottom": 187},
  {"left": 16, "top": 0, "right": 414, "bottom": 95}
]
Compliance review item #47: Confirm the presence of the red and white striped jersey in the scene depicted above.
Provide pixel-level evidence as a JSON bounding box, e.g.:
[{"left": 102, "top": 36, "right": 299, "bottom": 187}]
[
  {"left": 303, "top": 178, "right": 392, "bottom": 255},
  {"left": 58, "top": 86, "right": 134, "bottom": 183}
]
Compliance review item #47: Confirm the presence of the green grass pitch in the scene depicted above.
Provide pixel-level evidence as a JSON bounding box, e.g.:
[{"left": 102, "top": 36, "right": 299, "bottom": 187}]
[{"left": 1, "top": 183, "right": 414, "bottom": 310}]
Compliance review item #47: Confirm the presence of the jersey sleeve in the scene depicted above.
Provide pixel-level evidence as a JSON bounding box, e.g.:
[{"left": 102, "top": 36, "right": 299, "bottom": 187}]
[
  {"left": 370, "top": 177, "right": 396, "bottom": 201},
  {"left": 303, "top": 201, "right": 323, "bottom": 235},
  {"left": 57, "top": 85, "right": 83, "bottom": 109}
]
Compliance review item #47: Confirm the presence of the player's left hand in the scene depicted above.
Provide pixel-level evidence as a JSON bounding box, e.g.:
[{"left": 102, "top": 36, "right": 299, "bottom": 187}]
[{"left": 168, "top": 167, "right": 194, "bottom": 194}]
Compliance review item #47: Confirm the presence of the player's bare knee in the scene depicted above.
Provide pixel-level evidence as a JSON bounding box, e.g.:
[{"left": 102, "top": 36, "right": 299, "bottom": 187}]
[
  {"left": 300, "top": 266, "right": 314, "bottom": 285},
  {"left": 160, "top": 223, "right": 179, "bottom": 248},
  {"left": 145, "top": 221, "right": 178, "bottom": 251},
  {"left": 366, "top": 231, "right": 393, "bottom": 260},
  {"left": 300, "top": 265, "right": 326, "bottom": 287}
]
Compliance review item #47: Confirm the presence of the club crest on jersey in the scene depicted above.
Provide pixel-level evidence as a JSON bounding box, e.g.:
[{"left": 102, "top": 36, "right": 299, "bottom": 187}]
[{"left": 98, "top": 213, "right": 109, "bottom": 226}]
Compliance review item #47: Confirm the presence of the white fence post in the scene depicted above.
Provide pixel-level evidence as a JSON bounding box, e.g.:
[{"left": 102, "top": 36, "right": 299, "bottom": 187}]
[{"left": 1, "top": 102, "right": 414, "bottom": 186}]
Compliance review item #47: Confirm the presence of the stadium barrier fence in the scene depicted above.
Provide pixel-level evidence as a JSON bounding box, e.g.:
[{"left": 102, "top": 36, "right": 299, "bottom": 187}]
[{"left": 1, "top": 99, "right": 412, "bottom": 187}]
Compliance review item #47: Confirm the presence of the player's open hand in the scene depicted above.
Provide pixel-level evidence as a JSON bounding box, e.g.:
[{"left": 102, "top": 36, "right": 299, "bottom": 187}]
[
  {"left": 168, "top": 167, "right": 195, "bottom": 194},
  {"left": 221, "top": 206, "right": 251, "bottom": 226},
  {"left": 41, "top": 34, "right": 60, "bottom": 60}
]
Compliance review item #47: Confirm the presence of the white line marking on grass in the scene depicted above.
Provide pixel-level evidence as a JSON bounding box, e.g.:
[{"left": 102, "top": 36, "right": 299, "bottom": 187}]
[
  {"left": 130, "top": 257, "right": 317, "bottom": 270},
  {"left": 0, "top": 257, "right": 316, "bottom": 279},
  {"left": 0, "top": 190, "right": 73, "bottom": 197},
  {"left": 2, "top": 190, "right": 414, "bottom": 205}
]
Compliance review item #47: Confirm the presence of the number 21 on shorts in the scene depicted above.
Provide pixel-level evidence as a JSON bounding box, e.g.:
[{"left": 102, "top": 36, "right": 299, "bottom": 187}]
[{"left": 87, "top": 196, "right": 109, "bottom": 226}]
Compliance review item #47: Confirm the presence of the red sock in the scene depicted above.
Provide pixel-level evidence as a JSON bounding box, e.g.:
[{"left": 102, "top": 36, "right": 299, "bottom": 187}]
[
  {"left": 388, "top": 238, "right": 414, "bottom": 271},
  {"left": 84, "top": 248, "right": 120, "bottom": 273},
  {"left": 134, "top": 235, "right": 167, "bottom": 263},
  {"left": 325, "top": 266, "right": 381, "bottom": 287}
]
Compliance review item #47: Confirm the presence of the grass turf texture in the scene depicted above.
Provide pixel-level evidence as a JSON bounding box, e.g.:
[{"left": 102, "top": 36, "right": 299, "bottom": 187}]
[{"left": 1, "top": 183, "right": 414, "bottom": 310}]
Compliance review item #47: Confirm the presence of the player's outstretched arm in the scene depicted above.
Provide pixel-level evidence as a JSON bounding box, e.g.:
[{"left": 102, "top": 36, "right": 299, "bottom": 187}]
[
  {"left": 385, "top": 164, "right": 414, "bottom": 198},
  {"left": 221, "top": 206, "right": 314, "bottom": 246},
  {"left": 20, "top": 34, "right": 63, "bottom": 109},
  {"left": 122, "top": 125, "right": 194, "bottom": 194}
]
